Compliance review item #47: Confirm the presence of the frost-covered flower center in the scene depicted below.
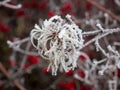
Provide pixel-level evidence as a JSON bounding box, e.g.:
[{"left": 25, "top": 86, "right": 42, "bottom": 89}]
[{"left": 30, "top": 15, "right": 84, "bottom": 75}]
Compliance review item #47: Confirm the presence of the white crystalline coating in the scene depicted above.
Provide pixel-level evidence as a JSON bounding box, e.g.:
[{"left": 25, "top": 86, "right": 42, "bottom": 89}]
[{"left": 30, "top": 15, "right": 84, "bottom": 75}]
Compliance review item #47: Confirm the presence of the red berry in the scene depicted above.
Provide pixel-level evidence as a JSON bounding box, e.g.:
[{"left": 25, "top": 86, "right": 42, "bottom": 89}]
[
  {"left": 23, "top": 1, "right": 38, "bottom": 8},
  {"left": 0, "top": 22, "right": 10, "bottom": 33},
  {"left": 22, "top": 64, "right": 31, "bottom": 69},
  {"left": 65, "top": 70, "right": 73, "bottom": 76},
  {"left": 39, "top": 0, "right": 47, "bottom": 11},
  {"left": 27, "top": 55, "right": 39, "bottom": 64},
  {"left": 42, "top": 67, "right": 50, "bottom": 74},
  {"left": 80, "top": 84, "right": 86, "bottom": 90},
  {"left": 85, "top": 87, "right": 92, "bottom": 90},
  {"left": 87, "top": 52, "right": 93, "bottom": 58},
  {"left": 16, "top": 9, "right": 25, "bottom": 17},
  {"left": 70, "top": 12, "right": 76, "bottom": 17},
  {"left": 77, "top": 69, "right": 86, "bottom": 79},
  {"left": 117, "top": 69, "right": 120, "bottom": 77},
  {"left": 79, "top": 55, "right": 86, "bottom": 61},
  {"left": 86, "top": 3, "right": 92, "bottom": 11},
  {"left": 23, "top": 2, "right": 31, "bottom": 8},
  {"left": 58, "top": 82, "right": 66, "bottom": 88},
  {"left": 58, "top": 81, "right": 75, "bottom": 90},
  {"left": 47, "top": 10, "right": 55, "bottom": 18},
  {"left": 30, "top": 1, "right": 38, "bottom": 8},
  {"left": 60, "top": 2, "right": 72, "bottom": 14},
  {"left": 8, "top": 60, "right": 16, "bottom": 67},
  {"left": 64, "top": 81, "right": 75, "bottom": 90}
]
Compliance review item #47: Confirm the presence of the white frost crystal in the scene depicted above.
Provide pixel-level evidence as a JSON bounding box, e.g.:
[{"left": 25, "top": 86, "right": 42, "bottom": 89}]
[{"left": 30, "top": 15, "right": 84, "bottom": 75}]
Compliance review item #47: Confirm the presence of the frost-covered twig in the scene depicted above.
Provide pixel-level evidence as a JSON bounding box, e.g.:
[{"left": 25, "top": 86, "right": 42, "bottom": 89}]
[
  {"left": 83, "top": 28, "right": 120, "bottom": 36},
  {"left": 95, "top": 39, "right": 109, "bottom": 57},
  {"left": 114, "top": 42, "right": 120, "bottom": 46},
  {"left": 107, "top": 45, "right": 120, "bottom": 56},
  {"left": 108, "top": 80, "right": 117, "bottom": 90},
  {"left": 114, "top": 0, "right": 120, "bottom": 7},
  {"left": 7, "top": 38, "right": 39, "bottom": 56},
  {"left": 82, "top": 28, "right": 120, "bottom": 48},
  {"left": 20, "top": 42, "right": 31, "bottom": 69},
  {"left": 0, "top": 0, "right": 22, "bottom": 9},
  {"left": 87, "top": 0, "right": 120, "bottom": 23}
]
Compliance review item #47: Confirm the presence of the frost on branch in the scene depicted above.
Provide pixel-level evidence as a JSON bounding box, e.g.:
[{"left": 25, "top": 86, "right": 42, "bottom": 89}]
[
  {"left": 0, "top": 0, "right": 22, "bottom": 9},
  {"left": 30, "top": 15, "right": 84, "bottom": 75}
]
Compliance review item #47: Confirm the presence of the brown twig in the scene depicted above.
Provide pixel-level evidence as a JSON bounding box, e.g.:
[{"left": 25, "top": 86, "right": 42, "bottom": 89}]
[
  {"left": 0, "top": 62, "right": 26, "bottom": 90},
  {"left": 87, "top": 0, "right": 120, "bottom": 23}
]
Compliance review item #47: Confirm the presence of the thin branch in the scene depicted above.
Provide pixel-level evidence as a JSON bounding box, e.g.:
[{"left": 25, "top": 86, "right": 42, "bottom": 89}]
[
  {"left": 0, "top": 62, "right": 26, "bottom": 90},
  {"left": 7, "top": 38, "right": 39, "bottom": 56},
  {"left": 114, "top": 42, "right": 120, "bottom": 46},
  {"left": 82, "top": 28, "right": 120, "bottom": 49},
  {"left": 87, "top": 0, "right": 120, "bottom": 23},
  {"left": 95, "top": 39, "right": 109, "bottom": 57}
]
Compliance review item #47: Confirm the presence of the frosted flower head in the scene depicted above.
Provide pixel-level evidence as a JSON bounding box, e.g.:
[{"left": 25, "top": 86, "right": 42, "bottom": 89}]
[{"left": 30, "top": 15, "right": 84, "bottom": 75}]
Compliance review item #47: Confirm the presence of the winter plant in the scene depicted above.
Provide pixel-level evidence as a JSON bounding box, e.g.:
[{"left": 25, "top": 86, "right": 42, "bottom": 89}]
[
  {"left": 0, "top": 0, "right": 120, "bottom": 90},
  {"left": 30, "top": 15, "right": 84, "bottom": 75},
  {"left": 30, "top": 14, "right": 120, "bottom": 89}
]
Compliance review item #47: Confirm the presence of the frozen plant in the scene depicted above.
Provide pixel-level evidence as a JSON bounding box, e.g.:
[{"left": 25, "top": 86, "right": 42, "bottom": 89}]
[{"left": 30, "top": 15, "right": 84, "bottom": 75}]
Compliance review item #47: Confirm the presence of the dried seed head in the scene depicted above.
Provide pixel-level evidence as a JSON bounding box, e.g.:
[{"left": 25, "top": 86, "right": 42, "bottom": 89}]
[{"left": 30, "top": 15, "right": 84, "bottom": 75}]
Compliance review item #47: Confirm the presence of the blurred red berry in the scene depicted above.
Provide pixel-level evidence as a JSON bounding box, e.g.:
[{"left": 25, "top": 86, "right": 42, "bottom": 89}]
[
  {"left": 60, "top": 2, "right": 72, "bottom": 14},
  {"left": 23, "top": 1, "right": 38, "bottom": 8},
  {"left": 39, "top": 0, "right": 47, "bottom": 11},
  {"left": 80, "top": 84, "right": 86, "bottom": 90},
  {"left": 58, "top": 81, "right": 75, "bottom": 90},
  {"left": 0, "top": 22, "right": 10, "bottom": 33},
  {"left": 77, "top": 69, "right": 86, "bottom": 79},
  {"left": 85, "top": 87, "right": 92, "bottom": 90},
  {"left": 75, "top": 0, "right": 81, "bottom": 6},
  {"left": 65, "top": 70, "right": 73, "bottom": 76},
  {"left": 117, "top": 69, "right": 120, "bottom": 77},
  {"left": 58, "top": 82, "right": 66, "bottom": 88},
  {"left": 70, "top": 12, "right": 76, "bottom": 17},
  {"left": 47, "top": 10, "right": 55, "bottom": 18},
  {"left": 64, "top": 81, "right": 75, "bottom": 90},
  {"left": 27, "top": 55, "right": 39, "bottom": 64},
  {"left": 16, "top": 9, "right": 25, "bottom": 17},
  {"left": 30, "top": 1, "right": 38, "bottom": 8},
  {"left": 42, "top": 67, "right": 50, "bottom": 74},
  {"left": 8, "top": 60, "right": 16, "bottom": 67},
  {"left": 86, "top": 3, "right": 92, "bottom": 11},
  {"left": 79, "top": 55, "right": 86, "bottom": 61},
  {"left": 22, "top": 64, "right": 31, "bottom": 69},
  {"left": 87, "top": 52, "right": 93, "bottom": 58},
  {"left": 23, "top": 2, "right": 31, "bottom": 8}
]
